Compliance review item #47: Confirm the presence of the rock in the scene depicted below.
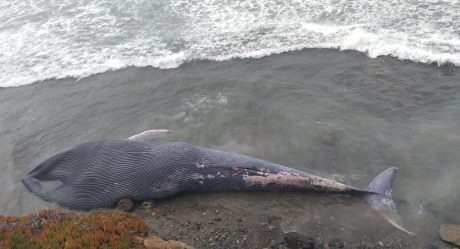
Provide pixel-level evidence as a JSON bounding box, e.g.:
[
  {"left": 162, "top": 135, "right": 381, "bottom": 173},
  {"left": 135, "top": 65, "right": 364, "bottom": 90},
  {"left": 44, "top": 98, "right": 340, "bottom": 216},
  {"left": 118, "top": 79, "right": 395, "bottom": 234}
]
[
  {"left": 284, "top": 232, "right": 317, "bottom": 249},
  {"left": 133, "top": 235, "right": 145, "bottom": 244},
  {"left": 425, "top": 244, "right": 439, "bottom": 249},
  {"left": 328, "top": 238, "right": 344, "bottom": 248},
  {"left": 439, "top": 224, "right": 460, "bottom": 246},
  {"left": 141, "top": 200, "right": 155, "bottom": 210},
  {"left": 143, "top": 235, "right": 194, "bottom": 249},
  {"left": 143, "top": 236, "right": 169, "bottom": 248},
  {"left": 319, "top": 131, "right": 340, "bottom": 145},
  {"left": 267, "top": 213, "right": 283, "bottom": 222},
  {"left": 115, "top": 199, "right": 134, "bottom": 211}
]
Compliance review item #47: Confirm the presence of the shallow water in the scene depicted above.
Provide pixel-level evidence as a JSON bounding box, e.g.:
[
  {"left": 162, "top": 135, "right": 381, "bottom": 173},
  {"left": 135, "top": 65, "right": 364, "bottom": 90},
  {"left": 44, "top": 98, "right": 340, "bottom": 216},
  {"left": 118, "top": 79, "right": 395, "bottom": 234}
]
[{"left": 1, "top": 49, "right": 459, "bottom": 242}]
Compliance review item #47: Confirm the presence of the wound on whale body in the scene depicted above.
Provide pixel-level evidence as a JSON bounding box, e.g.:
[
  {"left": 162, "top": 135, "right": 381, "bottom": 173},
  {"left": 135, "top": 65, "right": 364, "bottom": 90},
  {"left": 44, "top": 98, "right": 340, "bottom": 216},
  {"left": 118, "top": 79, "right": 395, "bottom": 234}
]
[{"left": 22, "top": 130, "right": 411, "bottom": 234}]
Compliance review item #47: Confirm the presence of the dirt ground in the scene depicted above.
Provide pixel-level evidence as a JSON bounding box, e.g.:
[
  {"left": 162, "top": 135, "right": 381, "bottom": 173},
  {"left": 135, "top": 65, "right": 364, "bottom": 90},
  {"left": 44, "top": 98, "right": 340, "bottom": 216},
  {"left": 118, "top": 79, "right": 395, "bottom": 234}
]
[{"left": 133, "top": 192, "right": 451, "bottom": 249}]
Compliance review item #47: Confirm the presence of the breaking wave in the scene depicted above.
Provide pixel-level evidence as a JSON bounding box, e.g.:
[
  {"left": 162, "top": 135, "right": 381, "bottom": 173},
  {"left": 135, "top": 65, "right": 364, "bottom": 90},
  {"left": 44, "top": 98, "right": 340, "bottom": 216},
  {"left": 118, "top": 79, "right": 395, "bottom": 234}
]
[{"left": 0, "top": 0, "right": 459, "bottom": 87}]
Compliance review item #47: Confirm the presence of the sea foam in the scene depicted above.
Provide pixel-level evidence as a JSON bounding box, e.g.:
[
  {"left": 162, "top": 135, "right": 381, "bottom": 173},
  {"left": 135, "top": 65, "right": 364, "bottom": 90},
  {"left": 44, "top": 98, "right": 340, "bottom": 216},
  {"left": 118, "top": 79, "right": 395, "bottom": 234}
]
[{"left": 0, "top": 0, "right": 459, "bottom": 87}]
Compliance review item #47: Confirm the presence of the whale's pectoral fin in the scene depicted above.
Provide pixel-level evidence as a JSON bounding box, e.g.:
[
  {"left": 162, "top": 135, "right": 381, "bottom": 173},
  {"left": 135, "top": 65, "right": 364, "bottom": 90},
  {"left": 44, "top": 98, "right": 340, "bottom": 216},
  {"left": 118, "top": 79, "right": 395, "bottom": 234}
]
[
  {"left": 114, "top": 199, "right": 134, "bottom": 212},
  {"left": 365, "top": 167, "right": 413, "bottom": 235},
  {"left": 128, "top": 129, "right": 172, "bottom": 142}
]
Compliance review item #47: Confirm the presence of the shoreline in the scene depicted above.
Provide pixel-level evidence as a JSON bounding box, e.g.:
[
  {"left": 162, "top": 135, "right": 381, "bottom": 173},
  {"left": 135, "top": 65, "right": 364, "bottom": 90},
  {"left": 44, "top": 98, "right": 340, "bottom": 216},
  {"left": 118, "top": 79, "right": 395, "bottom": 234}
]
[
  {"left": 133, "top": 192, "right": 428, "bottom": 249},
  {"left": 1, "top": 48, "right": 460, "bottom": 248},
  {"left": 0, "top": 199, "right": 444, "bottom": 249},
  {"left": 1, "top": 48, "right": 458, "bottom": 90}
]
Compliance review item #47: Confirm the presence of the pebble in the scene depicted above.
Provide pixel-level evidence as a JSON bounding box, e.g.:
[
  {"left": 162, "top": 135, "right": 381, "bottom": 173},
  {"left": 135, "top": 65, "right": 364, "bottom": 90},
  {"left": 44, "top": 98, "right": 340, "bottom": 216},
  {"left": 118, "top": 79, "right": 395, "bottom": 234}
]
[
  {"left": 328, "top": 238, "right": 344, "bottom": 249},
  {"left": 143, "top": 235, "right": 194, "bottom": 249},
  {"left": 270, "top": 239, "right": 277, "bottom": 248},
  {"left": 284, "top": 232, "right": 316, "bottom": 249},
  {"left": 141, "top": 201, "right": 155, "bottom": 210},
  {"left": 267, "top": 213, "right": 283, "bottom": 222},
  {"left": 439, "top": 224, "right": 460, "bottom": 246}
]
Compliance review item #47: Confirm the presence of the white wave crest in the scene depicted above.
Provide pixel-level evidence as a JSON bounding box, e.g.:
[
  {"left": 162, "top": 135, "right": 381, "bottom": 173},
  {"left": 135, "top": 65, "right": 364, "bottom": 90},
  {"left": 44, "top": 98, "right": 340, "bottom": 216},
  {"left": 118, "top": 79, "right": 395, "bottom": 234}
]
[{"left": 0, "top": 0, "right": 459, "bottom": 87}]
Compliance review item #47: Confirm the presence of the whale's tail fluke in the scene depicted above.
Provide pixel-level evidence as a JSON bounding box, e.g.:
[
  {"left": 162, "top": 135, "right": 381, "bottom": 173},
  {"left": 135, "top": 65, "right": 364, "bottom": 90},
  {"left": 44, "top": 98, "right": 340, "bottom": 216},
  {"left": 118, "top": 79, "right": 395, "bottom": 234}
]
[{"left": 365, "top": 167, "right": 412, "bottom": 234}]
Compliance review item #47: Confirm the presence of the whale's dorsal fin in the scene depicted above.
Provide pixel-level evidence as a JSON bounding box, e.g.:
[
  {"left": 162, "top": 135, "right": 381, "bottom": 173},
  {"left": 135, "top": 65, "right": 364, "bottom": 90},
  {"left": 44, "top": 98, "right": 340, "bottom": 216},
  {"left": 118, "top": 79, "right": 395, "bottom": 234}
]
[{"left": 128, "top": 129, "right": 172, "bottom": 141}]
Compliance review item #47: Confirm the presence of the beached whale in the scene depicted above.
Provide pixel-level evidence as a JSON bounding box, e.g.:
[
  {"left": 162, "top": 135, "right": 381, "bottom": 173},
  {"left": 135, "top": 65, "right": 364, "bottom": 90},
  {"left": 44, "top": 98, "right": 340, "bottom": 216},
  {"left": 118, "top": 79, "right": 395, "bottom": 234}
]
[{"left": 22, "top": 130, "right": 411, "bottom": 233}]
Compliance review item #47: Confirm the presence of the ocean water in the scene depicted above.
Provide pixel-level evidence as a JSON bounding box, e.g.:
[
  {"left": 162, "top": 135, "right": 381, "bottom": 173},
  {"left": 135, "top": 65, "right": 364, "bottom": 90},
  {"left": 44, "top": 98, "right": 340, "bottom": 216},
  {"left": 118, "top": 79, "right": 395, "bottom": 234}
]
[
  {"left": 0, "top": 49, "right": 459, "bottom": 243},
  {"left": 0, "top": 0, "right": 459, "bottom": 87},
  {"left": 0, "top": 1, "right": 460, "bottom": 246}
]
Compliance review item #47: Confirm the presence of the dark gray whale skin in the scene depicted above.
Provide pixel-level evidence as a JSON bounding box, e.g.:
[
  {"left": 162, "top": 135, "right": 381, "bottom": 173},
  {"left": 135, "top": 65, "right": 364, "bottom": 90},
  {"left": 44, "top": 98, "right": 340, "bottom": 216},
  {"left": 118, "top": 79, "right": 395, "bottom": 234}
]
[
  {"left": 22, "top": 136, "right": 410, "bottom": 233},
  {"left": 23, "top": 139, "right": 359, "bottom": 210}
]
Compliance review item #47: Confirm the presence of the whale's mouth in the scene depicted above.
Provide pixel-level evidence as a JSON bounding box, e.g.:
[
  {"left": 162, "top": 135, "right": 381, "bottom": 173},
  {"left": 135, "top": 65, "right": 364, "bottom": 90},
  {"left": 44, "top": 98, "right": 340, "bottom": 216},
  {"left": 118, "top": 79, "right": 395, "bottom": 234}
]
[
  {"left": 22, "top": 176, "right": 60, "bottom": 202},
  {"left": 38, "top": 179, "right": 62, "bottom": 192}
]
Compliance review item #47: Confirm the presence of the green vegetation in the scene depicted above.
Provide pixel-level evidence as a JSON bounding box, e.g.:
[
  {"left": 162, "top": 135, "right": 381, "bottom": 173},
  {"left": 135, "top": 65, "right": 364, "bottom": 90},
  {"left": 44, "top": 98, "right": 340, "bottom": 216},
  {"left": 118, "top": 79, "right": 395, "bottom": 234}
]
[{"left": 0, "top": 209, "right": 149, "bottom": 249}]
